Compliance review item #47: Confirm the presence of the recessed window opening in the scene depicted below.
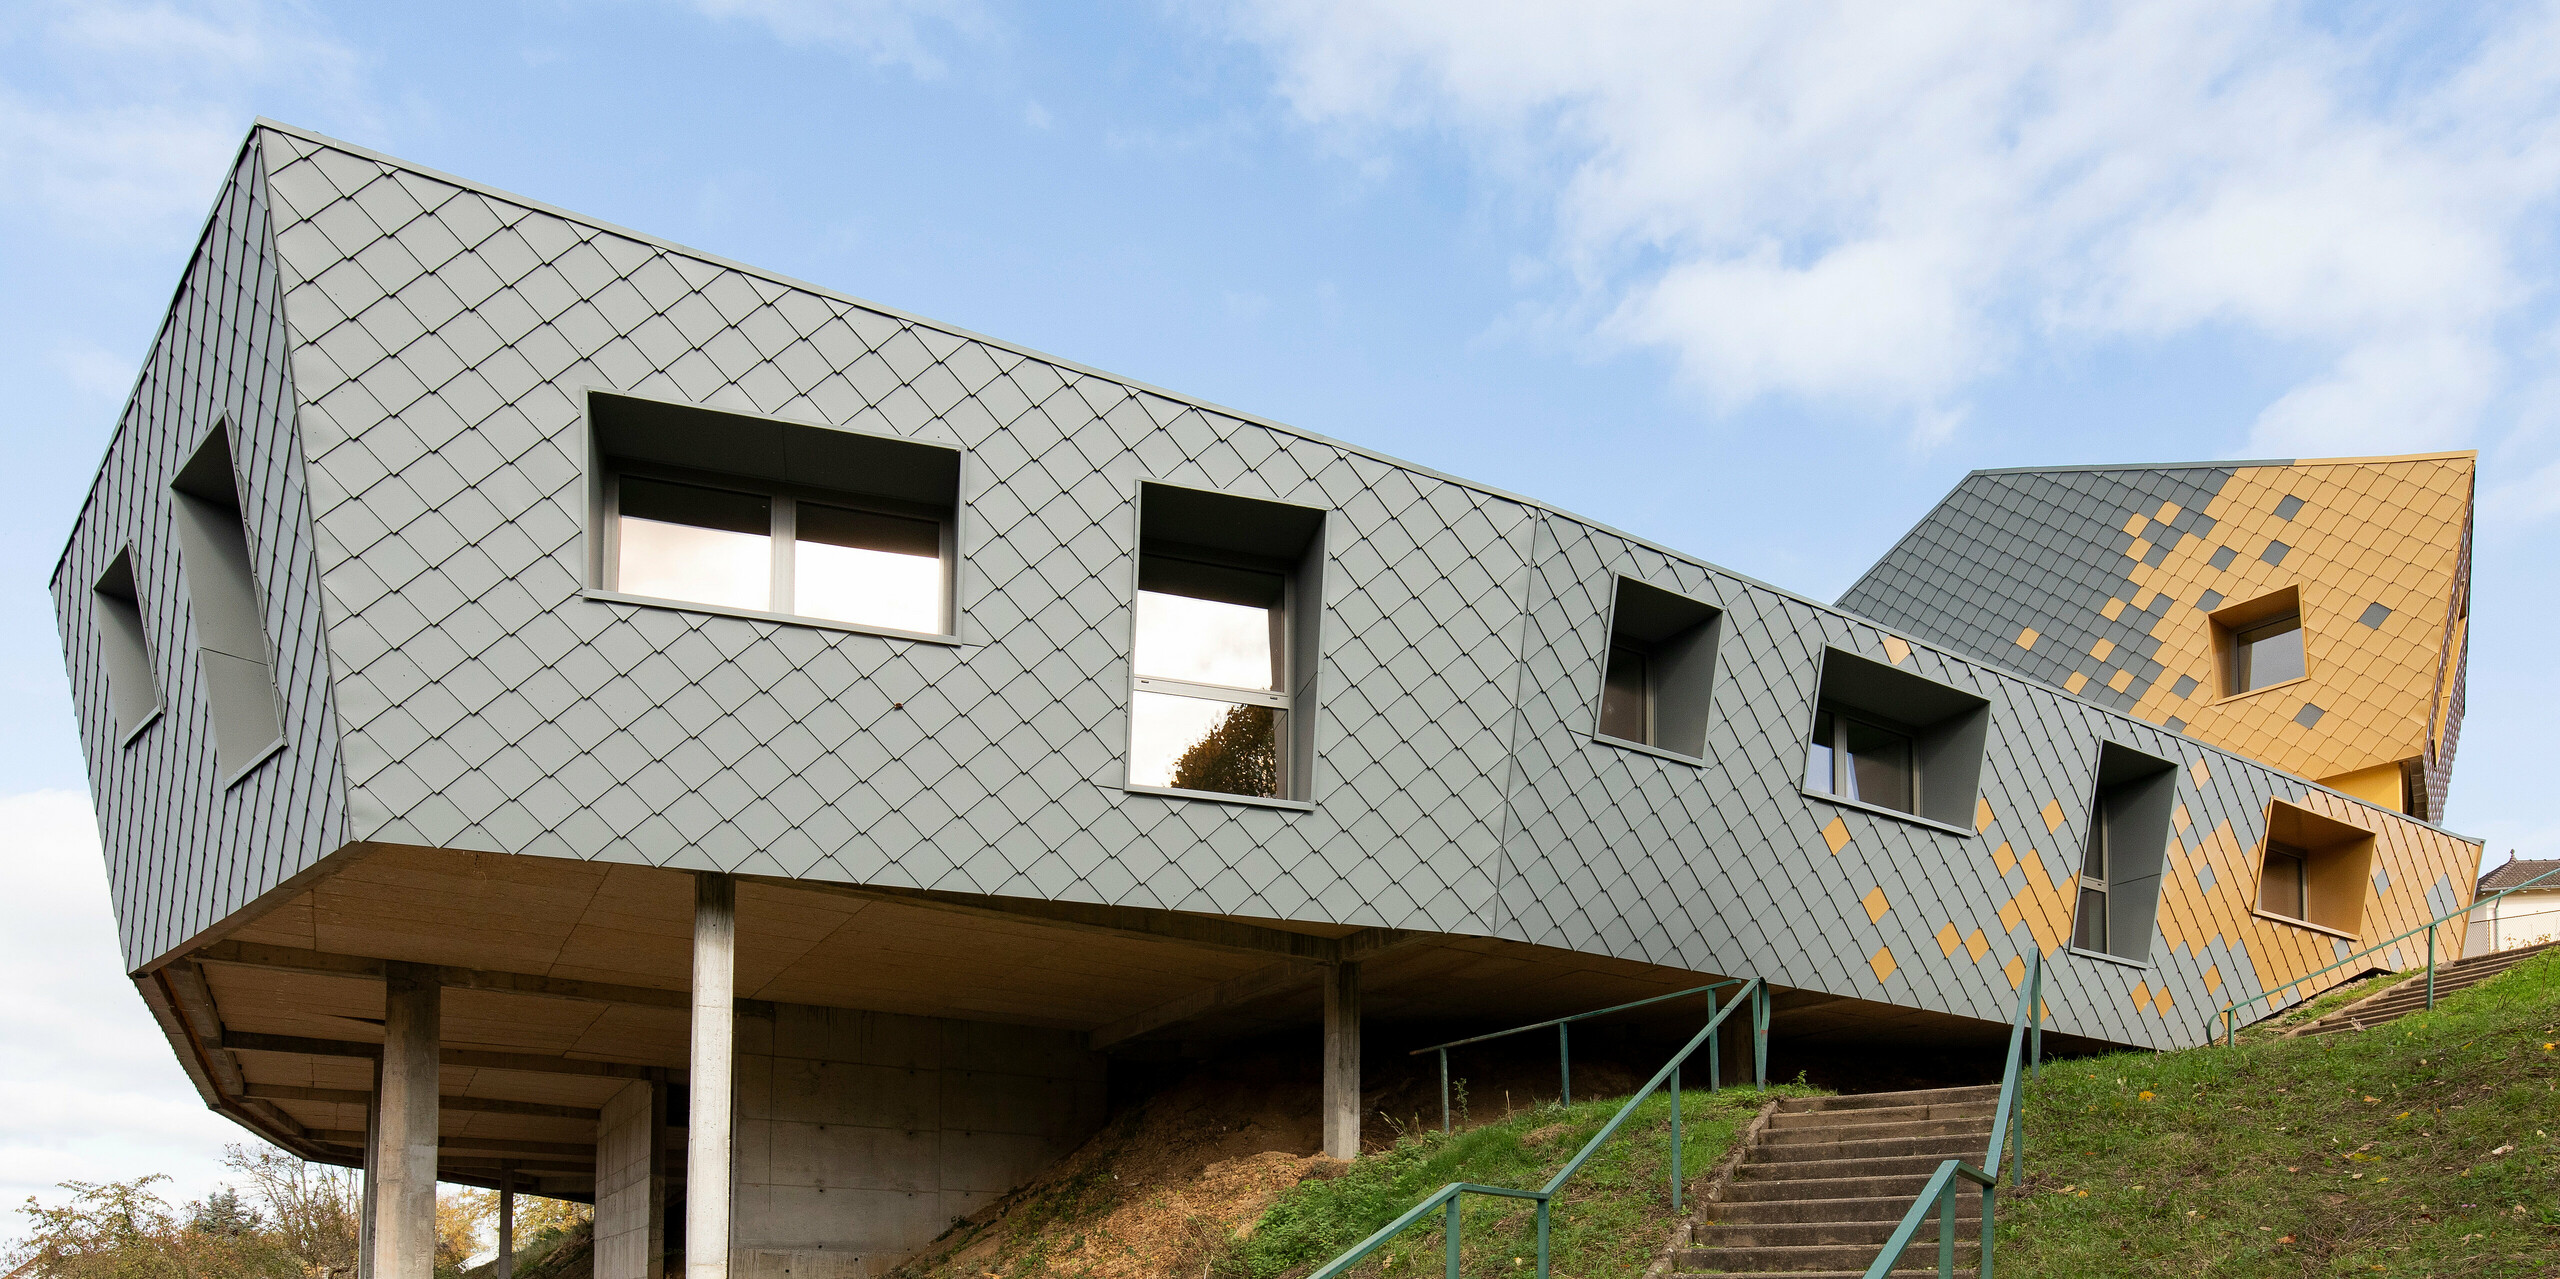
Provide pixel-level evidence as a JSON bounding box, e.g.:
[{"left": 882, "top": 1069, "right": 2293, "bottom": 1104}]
[
  {"left": 2259, "top": 843, "right": 2308, "bottom": 919},
  {"left": 2068, "top": 742, "right": 2176, "bottom": 961},
  {"left": 1127, "top": 483, "right": 1325, "bottom": 802},
  {"left": 591, "top": 392, "right": 959, "bottom": 637},
  {"left": 1804, "top": 709, "right": 1913, "bottom": 812},
  {"left": 2232, "top": 614, "right": 2304, "bottom": 692},
  {"left": 1801, "top": 648, "right": 1989, "bottom": 827},
  {"left": 2211, "top": 587, "right": 2306, "bottom": 696},
  {"left": 92, "top": 547, "right": 163, "bottom": 741},
  {"left": 169, "top": 423, "right": 284, "bottom": 780},
  {"left": 2251, "top": 800, "right": 2377, "bottom": 936},
  {"left": 1594, "top": 578, "right": 1721, "bottom": 758}
]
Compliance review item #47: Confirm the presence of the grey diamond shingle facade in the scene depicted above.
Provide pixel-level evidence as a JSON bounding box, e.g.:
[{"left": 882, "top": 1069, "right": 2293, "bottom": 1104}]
[{"left": 53, "top": 122, "right": 2484, "bottom": 1067}]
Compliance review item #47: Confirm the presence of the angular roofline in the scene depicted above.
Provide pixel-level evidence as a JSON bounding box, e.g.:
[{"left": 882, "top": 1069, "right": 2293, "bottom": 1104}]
[
  {"left": 1961, "top": 449, "right": 2477, "bottom": 479},
  {"left": 57, "top": 119, "right": 2488, "bottom": 847}
]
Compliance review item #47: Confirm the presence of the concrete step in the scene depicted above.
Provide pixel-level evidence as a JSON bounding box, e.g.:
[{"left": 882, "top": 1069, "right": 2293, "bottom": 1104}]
[
  {"left": 1761, "top": 1116, "right": 1994, "bottom": 1146},
  {"left": 1736, "top": 1151, "right": 1968, "bottom": 1183},
  {"left": 1674, "top": 1241, "right": 1978, "bottom": 1272},
  {"left": 1744, "top": 1130, "right": 1990, "bottom": 1164},
  {"left": 1697, "top": 1216, "right": 1974, "bottom": 1248},
  {"left": 1778, "top": 1085, "right": 1998, "bottom": 1113},
  {"left": 1710, "top": 1194, "right": 1983, "bottom": 1225},
  {"left": 1670, "top": 1272, "right": 1971, "bottom": 1279},
  {"left": 1766, "top": 1099, "right": 1996, "bottom": 1130},
  {"left": 1720, "top": 1172, "right": 1940, "bottom": 1202}
]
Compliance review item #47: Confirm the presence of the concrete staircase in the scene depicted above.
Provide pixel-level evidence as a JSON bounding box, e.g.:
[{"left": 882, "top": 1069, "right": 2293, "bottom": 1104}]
[
  {"left": 2286, "top": 939, "right": 2557, "bottom": 1038},
  {"left": 1671, "top": 1084, "right": 1999, "bottom": 1278}
]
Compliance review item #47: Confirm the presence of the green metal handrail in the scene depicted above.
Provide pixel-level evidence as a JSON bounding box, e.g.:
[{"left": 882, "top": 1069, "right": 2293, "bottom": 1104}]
[
  {"left": 1857, "top": 951, "right": 2044, "bottom": 1279},
  {"left": 1309, "top": 977, "right": 1770, "bottom": 1279},
  {"left": 1409, "top": 979, "right": 1749, "bottom": 1132},
  {"left": 2208, "top": 862, "right": 2560, "bottom": 1044}
]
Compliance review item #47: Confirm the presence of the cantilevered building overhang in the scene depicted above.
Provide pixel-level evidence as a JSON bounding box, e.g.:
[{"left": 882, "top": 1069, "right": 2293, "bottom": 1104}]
[{"left": 52, "top": 122, "right": 2485, "bottom": 1277}]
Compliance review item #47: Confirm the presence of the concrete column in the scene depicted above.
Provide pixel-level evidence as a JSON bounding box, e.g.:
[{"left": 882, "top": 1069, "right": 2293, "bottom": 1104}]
[
  {"left": 686, "top": 874, "right": 736, "bottom": 1279},
  {"left": 1322, "top": 960, "right": 1361, "bottom": 1159},
  {"left": 358, "top": 1060, "right": 381, "bottom": 1279},
  {"left": 365, "top": 963, "right": 440, "bottom": 1279},
  {"left": 496, "top": 1165, "right": 514, "bottom": 1279}
]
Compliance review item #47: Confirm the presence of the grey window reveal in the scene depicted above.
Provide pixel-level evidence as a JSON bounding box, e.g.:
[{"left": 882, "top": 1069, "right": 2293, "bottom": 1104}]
[
  {"left": 92, "top": 548, "right": 162, "bottom": 741},
  {"left": 592, "top": 392, "right": 958, "bottom": 636},
  {"left": 1803, "top": 649, "right": 1989, "bottom": 826},
  {"left": 2231, "top": 613, "right": 2304, "bottom": 692},
  {"left": 1127, "top": 483, "right": 1325, "bottom": 802},
  {"left": 1598, "top": 645, "right": 1649, "bottom": 742},
  {"left": 170, "top": 425, "right": 284, "bottom": 782},
  {"left": 2070, "top": 743, "right": 2176, "bottom": 960},
  {"left": 2260, "top": 843, "right": 2308, "bottom": 919},
  {"left": 1592, "top": 578, "right": 1721, "bottom": 757}
]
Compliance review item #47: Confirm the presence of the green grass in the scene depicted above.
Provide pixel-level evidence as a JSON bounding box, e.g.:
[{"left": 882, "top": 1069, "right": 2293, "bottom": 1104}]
[
  {"left": 1998, "top": 946, "right": 2560, "bottom": 1277},
  {"left": 1219, "top": 1082, "right": 1821, "bottom": 1279}
]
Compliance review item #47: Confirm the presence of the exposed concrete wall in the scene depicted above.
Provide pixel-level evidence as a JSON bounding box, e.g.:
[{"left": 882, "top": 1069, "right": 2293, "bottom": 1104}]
[
  {"left": 595, "top": 1081, "right": 667, "bottom": 1279},
  {"left": 730, "top": 1003, "right": 1107, "bottom": 1278}
]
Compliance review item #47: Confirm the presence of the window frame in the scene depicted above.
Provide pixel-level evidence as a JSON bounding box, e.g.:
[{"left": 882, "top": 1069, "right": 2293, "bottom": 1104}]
[
  {"left": 2075, "top": 799, "right": 2111, "bottom": 953},
  {"left": 1805, "top": 704, "right": 1921, "bottom": 815},
  {"left": 1126, "top": 545, "right": 1300, "bottom": 802},
  {"left": 1588, "top": 576, "right": 1721, "bottom": 764},
  {"left": 92, "top": 546, "right": 165, "bottom": 746},
  {"left": 2258, "top": 841, "right": 2310, "bottom": 920},
  {"left": 583, "top": 387, "right": 968, "bottom": 646},
  {"left": 2209, "top": 586, "right": 2310, "bottom": 702},
  {"left": 599, "top": 459, "right": 958, "bottom": 639}
]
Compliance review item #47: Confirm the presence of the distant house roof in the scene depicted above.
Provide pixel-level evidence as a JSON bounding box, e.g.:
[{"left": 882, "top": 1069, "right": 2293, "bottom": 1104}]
[{"left": 2478, "top": 858, "right": 2560, "bottom": 893}]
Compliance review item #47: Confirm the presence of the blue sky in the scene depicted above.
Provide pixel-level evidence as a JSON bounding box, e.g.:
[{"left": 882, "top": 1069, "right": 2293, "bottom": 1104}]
[{"left": 4, "top": 0, "right": 2559, "bottom": 1209}]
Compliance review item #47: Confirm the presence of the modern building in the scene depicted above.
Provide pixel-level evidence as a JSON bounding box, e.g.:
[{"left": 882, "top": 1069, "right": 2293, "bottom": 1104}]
[
  {"left": 1841, "top": 456, "right": 2473, "bottom": 820},
  {"left": 2463, "top": 858, "right": 2560, "bottom": 957},
  {"left": 52, "top": 121, "right": 2486, "bottom": 1279}
]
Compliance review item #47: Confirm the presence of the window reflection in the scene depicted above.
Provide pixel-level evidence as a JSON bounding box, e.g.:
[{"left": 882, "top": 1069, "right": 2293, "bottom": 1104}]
[
  {"left": 1805, "top": 708, "right": 1916, "bottom": 814},
  {"left": 796, "top": 502, "right": 942, "bottom": 634},
  {"left": 1129, "top": 691, "right": 1281, "bottom": 797},
  {"left": 2233, "top": 614, "right": 2305, "bottom": 692},
  {"left": 616, "top": 477, "right": 771, "bottom": 612},
  {"left": 1134, "top": 581, "right": 1281, "bottom": 689}
]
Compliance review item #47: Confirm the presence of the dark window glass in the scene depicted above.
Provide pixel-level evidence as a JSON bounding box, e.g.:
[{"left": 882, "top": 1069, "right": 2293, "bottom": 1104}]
[
  {"left": 2259, "top": 844, "right": 2308, "bottom": 918},
  {"left": 620, "top": 476, "right": 771, "bottom": 535},
  {"left": 2075, "top": 887, "right": 2109, "bottom": 951},
  {"left": 1804, "top": 709, "right": 1836, "bottom": 792},
  {"left": 1843, "top": 717, "right": 1914, "bottom": 813},
  {"left": 1599, "top": 644, "right": 1649, "bottom": 741},
  {"left": 2233, "top": 614, "right": 2306, "bottom": 692}
]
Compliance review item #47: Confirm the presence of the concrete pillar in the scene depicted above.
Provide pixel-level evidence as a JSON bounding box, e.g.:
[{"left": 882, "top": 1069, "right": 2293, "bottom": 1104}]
[
  {"left": 1322, "top": 961, "right": 1361, "bottom": 1159},
  {"left": 496, "top": 1165, "right": 514, "bottom": 1279},
  {"left": 365, "top": 963, "right": 440, "bottom": 1279},
  {"left": 358, "top": 1060, "right": 381, "bottom": 1279},
  {"left": 687, "top": 874, "right": 736, "bottom": 1279}
]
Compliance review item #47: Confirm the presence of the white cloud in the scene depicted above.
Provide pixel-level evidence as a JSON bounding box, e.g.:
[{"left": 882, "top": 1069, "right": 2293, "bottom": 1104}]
[
  {"left": 0, "top": 0, "right": 369, "bottom": 240},
  {"left": 662, "top": 0, "right": 989, "bottom": 76},
  {"left": 1225, "top": 1, "right": 2560, "bottom": 447},
  {"left": 0, "top": 791, "right": 244, "bottom": 1212}
]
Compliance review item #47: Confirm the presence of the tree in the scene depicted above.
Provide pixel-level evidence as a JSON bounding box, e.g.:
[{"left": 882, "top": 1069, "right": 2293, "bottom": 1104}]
[
  {"left": 187, "top": 1193, "right": 258, "bottom": 1239},
  {"left": 1168, "top": 703, "right": 1278, "bottom": 797},
  {"left": 219, "top": 1146, "right": 357, "bottom": 1279}
]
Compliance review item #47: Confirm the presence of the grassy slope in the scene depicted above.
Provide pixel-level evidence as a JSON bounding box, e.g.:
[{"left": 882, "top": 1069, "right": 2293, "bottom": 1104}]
[
  {"left": 1999, "top": 947, "right": 2560, "bottom": 1277},
  {"left": 1223, "top": 1083, "right": 1819, "bottom": 1279}
]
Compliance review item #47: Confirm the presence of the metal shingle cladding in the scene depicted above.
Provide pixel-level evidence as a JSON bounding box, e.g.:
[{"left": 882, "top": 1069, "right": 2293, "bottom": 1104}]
[
  {"left": 47, "top": 135, "right": 352, "bottom": 971},
  {"left": 49, "top": 123, "right": 2484, "bottom": 1052}
]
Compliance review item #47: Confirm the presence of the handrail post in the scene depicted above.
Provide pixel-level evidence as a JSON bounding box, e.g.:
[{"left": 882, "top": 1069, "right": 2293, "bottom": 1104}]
[
  {"left": 1706, "top": 989, "right": 1721, "bottom": 1093},
  {"left": 1558, "top": 1023, "right": 1570, "bottom": 1106},
  {"left": 1978, "top": 1179, "right": 1996, "bottom": 1279},
  {"left": 1670, "top": 1062, "right": 1684, "bottom": 1212},
  {"left": 1535, "top": 1200, "right": 1550, "bottom": 1279},
  {"left": 2028, "top": 953, "right": 2043, "bottom": 1081},
  {"left": 1443, "top": 1196, "right": 1459, "bottom": 1279},
  {"left": 2426, "top": 923, "right": 2437, "bottom": 1010},
  {"left": 1938, "top": 1184, "right": 1956, "bottom": 1277}
]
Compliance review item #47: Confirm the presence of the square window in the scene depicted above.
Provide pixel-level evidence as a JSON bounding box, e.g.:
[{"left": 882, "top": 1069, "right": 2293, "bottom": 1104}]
[
  {"left": 591, "top": 391, "right": 960, "bottom": 637},
  {"left": 2252, "top": 800, "right": 2377, "bottom": 935},
  {"left": 1592, "top": 577, "right": 1721, "bottom": 758},
  {"left": 2211, "top": 587, "right": 2306, "bottom": 696},
  {"left": 92, "top": 547, "right": 163, "bottom": 741},
  {"left": 1126, "top": 482, "right": 1325, "bottom": 802},
  {"left": 1802, "top": 648, "right": 1988, "bottom": 826},
  {"left": 2069, "top": 742, "right": 2177, "bottom": 961}
]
